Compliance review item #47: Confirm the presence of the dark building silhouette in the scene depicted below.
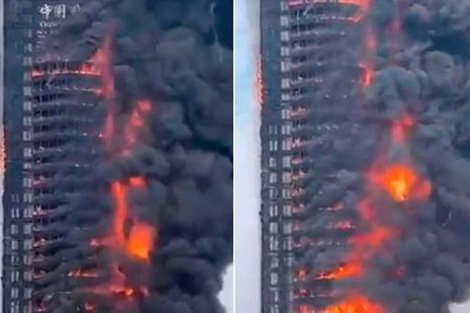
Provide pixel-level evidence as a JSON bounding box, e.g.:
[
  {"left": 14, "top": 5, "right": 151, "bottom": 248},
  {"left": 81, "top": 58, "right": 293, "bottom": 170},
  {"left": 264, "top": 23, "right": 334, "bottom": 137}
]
[{"left": 259, "top": 1, "right": 365, "bottom": 313}]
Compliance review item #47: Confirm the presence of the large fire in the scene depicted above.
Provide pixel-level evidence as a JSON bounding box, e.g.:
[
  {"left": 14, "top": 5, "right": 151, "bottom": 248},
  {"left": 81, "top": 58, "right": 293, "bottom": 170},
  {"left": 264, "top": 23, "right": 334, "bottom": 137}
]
[
  {"left": 369, "top": 164, "right": 431, "bottom": 202},
  {"left": 293, "top": 2, "right": 433, "bottom": 312},
  {"left": 68, "top": 33, "right": 155, "bottom": 308},
  {"left": 323, "top": 295, "right": 384, "bottom": 313}
]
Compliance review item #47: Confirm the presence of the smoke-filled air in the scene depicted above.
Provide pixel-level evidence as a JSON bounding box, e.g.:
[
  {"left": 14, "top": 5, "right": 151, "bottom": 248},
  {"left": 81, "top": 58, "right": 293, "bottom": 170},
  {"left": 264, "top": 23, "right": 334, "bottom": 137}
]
[
  {"left": 33, "top": 0, "right": 233, "bottom": 312},
  {"left": 287, "top": 0, "right": 470, "bottom": 313}
]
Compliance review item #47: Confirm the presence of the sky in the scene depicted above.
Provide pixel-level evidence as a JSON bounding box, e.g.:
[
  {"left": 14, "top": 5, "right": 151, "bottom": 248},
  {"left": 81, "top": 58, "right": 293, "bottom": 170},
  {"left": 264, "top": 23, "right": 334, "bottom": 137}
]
[{"left": 234, "top": 1, "right": 261, "bottom": 313}]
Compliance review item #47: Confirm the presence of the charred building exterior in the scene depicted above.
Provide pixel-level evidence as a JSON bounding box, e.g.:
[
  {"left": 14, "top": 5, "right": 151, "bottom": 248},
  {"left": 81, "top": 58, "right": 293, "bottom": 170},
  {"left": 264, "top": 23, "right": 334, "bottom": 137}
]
[
  {"left": 7, "top": 1, "right": 233, "bottom": 313},
  {"left": 260, "top": 1, "right": 367, "bottom": 313},
  {"left": 261, "top": 0, "right": 470, "bottom": 312}
]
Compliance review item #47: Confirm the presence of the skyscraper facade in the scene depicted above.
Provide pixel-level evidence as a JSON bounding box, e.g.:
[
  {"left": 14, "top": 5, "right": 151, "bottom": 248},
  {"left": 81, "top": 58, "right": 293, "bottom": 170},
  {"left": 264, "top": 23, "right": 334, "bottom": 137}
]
[
  {"left": 259, "top": 1, "right": 364, "bottom": 313},
  {"left": 3, "top": 2, "right": 82, "bottom": 312}
]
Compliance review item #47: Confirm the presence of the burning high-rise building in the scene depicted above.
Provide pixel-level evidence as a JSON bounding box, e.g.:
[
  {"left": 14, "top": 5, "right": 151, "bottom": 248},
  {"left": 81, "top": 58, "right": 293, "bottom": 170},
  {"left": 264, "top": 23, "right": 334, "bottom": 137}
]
[
  {"left": 4, "top": 1, "right": 233, "bottom": 313},
  {"left": 260, "top": 0, "right": 470, "bottom": 313}
]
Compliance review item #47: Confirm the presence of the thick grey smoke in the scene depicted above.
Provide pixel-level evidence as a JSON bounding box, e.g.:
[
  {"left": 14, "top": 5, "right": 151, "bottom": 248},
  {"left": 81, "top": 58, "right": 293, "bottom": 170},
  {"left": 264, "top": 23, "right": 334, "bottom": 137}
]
[
  {"left": 34, "top": 1, "right": 232, "bottom": 312},
  {"left": 293, "top": 0, "right": 470, "bottom": 312}
]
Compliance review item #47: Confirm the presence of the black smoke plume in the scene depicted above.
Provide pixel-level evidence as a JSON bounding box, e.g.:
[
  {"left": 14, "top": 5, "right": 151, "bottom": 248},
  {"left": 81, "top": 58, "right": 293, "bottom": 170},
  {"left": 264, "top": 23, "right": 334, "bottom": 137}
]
[
  {"left": 34, "top": 1, "right": 232, "bottom": 312},
  {"left": 292, "top": 0, "right": 470, "bottom": 312}
]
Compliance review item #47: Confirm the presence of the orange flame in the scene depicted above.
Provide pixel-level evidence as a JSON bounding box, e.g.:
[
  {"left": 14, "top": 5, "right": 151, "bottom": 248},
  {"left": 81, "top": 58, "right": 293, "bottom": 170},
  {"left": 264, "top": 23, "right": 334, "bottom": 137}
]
[
  {"left": 256, "top": 56, "right": 264, "bottom": 105},
  {"left": 369, "top": 164, "right": 431, "bottom": 202},
  {"left": 316, "top": 262, "right": 363, "bottom": 280},
  {"left": 93, "top": 34, "right": 116, "bottom": 144},
  {"left": 126, "top": 222, "right": 154, "bottom": 261},
  {"left": 323, "top": 295, "right": 384, "bottom": 313}
]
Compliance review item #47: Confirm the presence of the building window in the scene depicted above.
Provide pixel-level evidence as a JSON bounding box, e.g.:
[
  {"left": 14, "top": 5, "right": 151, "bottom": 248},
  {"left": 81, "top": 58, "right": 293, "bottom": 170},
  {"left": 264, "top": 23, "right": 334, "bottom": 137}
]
[
  {"left": 281, "top": 124, "right": 291, "bottom": 135},
  {"left": 282, "top": 189, "right": 291, "bottom": 199},
  {"left": 11, "top": 207, "right": 20, "bottom": 218},
  {"left": 24, "top": 271, "right": 32, "bottom": 282},
  {"left": 23, "top": 192, "right": 33, "bottom": 203},
  {"left": 280, "top": 31, "right": 289, "bottom": 41},
  {"left": 269, "top": 157, "right": 276, "bottom": 168},
  {"left": 11, "top": 224, "right": 18, "bottom": 235},
  {"left": 280, "top": 15, "right": 289, "bottom": 26},
  {"left": 281, "top": 78, "right": 290, "bottom": 89},
  {"left": 23, "top": 57, "right": 32, "bottom": 66},
  {"left": 24, "top": 239, "right": 33, "bottom": 250},
  {"left": 282, "top": 139, "right": 291, "bottom": 150},
  {"left": 23, "top": 130, "right": 32, "bottom": 141},
  {"left": 23, "top": 86, "right": 32, "bottom": 96},
  {"left": 269, "top": 237, "right": 279, "bottom": 251},
  {"left": 269, "top": 222, "right": 278, "bottom": 234},
  {"left": 269, "top": 125, "right": 278, "bottom": 135},
  {"left": 281, "top": 61, "right": 290, "bottom": 72},
  {"left": 269, "top": 173, "right": 277, "bottom": 183},
  {"left": 271, "top": 257, "right": 279, "bottom": 268},
  {"left": 23, "top": 117, "right": 32, "bottom": 126},
  {"left": 282, "top": 172, "right": 291, "bottom": 183},
  {"left": 23, "top": 147, "right": 32, "bottom": 157},
  {"left": 270, "top": 273, "right": 278, "bottom": 285},
  {"left": 24, "top": 223, "right": 32, "bottom": 235},
  {"left": 270, "top": 305, "right": 279, "bottom": 313},
  {"left": 11, "top": 271, "right": 19, "bottom": 282},
  {"left": 23, "top": 255, "right": 32, "bottom": 265},
  {"left": 283, "top": 205, "right": 292, "bottom": 216},
  {"left": 273, "top": 290, "right": 280, "bottom": 302},
  {"left": 287, "top": 236, "right": 293, "bottom": 250},
  {"left": 12, "top": 240, "right": 18, "bottom": 250},
  {"left": 269, "top": 205, "right": 278, "bottom": 217},
  {"left": 11, "top": 287, "right": 19, "bottom": 299},
  {"left": 269, "top": 188, "right": 276, "bottom": 199},
  {"left": 282, "top": 156, "right": 291, "bottom": 168},
  {"left": 283, "top": 222, "right": 292, "bottom": 234},
  {"left": 11, "top": 301, "right": 19, "bottom": 313},
  {"left": 23, "top": 177, "right": 32, "bottom": 187},
  {"left": 281, "top": 109, "right": 290, "bottom": 120},
  {"left": 280, "top": 1, "right": 288, "bottom": 11},
  {"left": 281, "top": 93, "right": 290, "bottom": 101},
  {"left": 269, "top": 140, "right": 278, "bottom": 151},
  {"left": 281, "top": 46, "right": 289, "bottom": 56},
  {"left": 23, "top": 101, "right": 32, "bottom": 112},
  {"left": 24, "top": 206, "right": 33, "bottom": 218}
]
